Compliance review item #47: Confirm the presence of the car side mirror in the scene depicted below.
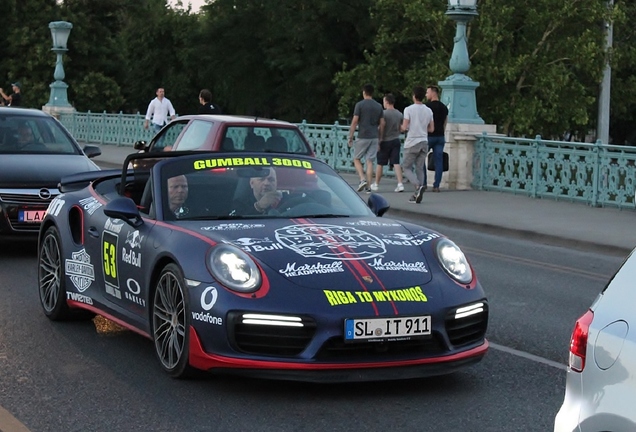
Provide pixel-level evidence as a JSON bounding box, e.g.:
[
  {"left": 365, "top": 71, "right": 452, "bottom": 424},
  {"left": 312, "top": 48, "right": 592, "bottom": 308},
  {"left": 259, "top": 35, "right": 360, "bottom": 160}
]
[
  {"left": 133, "top": 140, "right": 148, "bottom": 151},
  {"left": 104, "top": 197, "right": 144, "bottom": 228},
  {"left": 83, "top": 145, "right": 102, "bottom": 159},
  {"left": 367, "top": 193, "right": 390, "bottom": 217}
]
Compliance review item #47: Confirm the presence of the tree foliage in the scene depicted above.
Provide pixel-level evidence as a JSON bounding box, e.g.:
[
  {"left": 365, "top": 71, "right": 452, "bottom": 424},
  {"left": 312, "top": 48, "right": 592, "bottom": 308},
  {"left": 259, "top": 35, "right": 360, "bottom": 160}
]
[{"left": 0, "top": 0, "right": 634, "bottom": 142}]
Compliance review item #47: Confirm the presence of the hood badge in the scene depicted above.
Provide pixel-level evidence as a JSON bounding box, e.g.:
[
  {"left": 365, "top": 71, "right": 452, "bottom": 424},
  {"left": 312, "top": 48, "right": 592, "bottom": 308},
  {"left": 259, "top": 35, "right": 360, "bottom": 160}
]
[{"left": 39, "top": 188, "right": 52, "bottom": 200}]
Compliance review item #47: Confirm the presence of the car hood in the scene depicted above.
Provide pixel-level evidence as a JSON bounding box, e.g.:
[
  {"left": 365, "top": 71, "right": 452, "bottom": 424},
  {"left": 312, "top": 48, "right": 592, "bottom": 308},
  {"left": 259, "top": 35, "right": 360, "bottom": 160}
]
[
  {"left": 0, "top": 154, "right": 100, "bottom": 188},
  {"left": 191, "top": 218, "right": 439, "bottom": 290}
]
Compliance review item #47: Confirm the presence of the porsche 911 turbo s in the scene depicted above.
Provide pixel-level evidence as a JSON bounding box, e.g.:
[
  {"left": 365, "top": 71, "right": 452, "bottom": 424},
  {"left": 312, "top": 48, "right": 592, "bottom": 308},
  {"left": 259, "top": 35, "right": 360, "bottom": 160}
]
[
  {"left": 0, "top": 107, "right": 101, "bottom": 240},
  {"left": 38, "top": 151, "right": 488, "bottom": 382}
]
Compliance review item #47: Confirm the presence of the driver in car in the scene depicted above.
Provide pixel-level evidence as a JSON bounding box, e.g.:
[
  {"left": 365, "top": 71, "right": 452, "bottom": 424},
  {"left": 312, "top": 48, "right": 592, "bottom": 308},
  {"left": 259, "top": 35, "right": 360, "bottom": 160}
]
[
  {"left": 230, "top": 167, "right": 290, "bottom": 215},
  {"left": 15, "top": 124, "right": 46, "bottom": 151}
]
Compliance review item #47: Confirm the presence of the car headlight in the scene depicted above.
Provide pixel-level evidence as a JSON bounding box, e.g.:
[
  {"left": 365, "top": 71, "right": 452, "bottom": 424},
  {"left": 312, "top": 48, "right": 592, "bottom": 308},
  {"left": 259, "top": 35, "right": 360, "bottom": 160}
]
[
  {"left": 436, "top": 238, "right": 473, "bottom": 284},
  {"left": 208, "top": 244, "right": 261, "bottom": 293}
]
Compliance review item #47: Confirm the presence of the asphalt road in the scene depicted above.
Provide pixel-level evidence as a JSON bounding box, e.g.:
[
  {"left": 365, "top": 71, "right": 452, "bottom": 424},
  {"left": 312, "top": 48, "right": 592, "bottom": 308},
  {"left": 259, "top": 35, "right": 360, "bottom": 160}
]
[{"left": 0, "top": 216, "right": 621, "bottom": 432}]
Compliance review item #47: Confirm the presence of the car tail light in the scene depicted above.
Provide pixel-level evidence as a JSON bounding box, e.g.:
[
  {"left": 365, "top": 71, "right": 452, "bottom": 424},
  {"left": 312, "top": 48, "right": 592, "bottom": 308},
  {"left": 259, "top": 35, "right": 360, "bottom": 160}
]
[{"left": 569, "top": 310, "right": 594, "bottom": 372}]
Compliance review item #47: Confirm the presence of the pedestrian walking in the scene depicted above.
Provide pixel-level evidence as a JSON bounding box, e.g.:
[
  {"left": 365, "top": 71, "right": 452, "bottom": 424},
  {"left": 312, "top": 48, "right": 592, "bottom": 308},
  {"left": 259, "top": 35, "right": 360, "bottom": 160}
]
[
  {"left": 401, "top": 86, "right": 434, "bottom": 204},
  {"left": 347, "top": 84, "right": 384, "bottom": 193},
  {"left": 144, "top": 87, "right": 176, "bottom": 134},
  {"left": 0, "top": 82, "right": 22, "bottom": 107},
  {"left": 425, "top": 85, "right": 449, "bottom": 192},
  {"left": 372, "top": 93, "right": 404, "bottom": 192},
  {"left": 198, "top": 89, "right": 223, "bottom": 114}
]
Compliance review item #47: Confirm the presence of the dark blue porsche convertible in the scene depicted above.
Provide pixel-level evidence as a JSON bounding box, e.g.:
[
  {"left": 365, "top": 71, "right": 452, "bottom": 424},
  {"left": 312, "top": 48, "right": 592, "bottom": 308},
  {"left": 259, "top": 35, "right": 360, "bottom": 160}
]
[{"left": 38, "top": 151, "right": 488, "bottom": 381}]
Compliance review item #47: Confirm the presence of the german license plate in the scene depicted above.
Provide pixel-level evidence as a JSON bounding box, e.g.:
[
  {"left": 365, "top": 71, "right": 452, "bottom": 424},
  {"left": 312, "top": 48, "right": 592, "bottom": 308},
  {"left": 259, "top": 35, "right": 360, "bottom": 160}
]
[
  {"left": 18, "top": 210, "right": 47, "bottom": 223},
  {"left": 344, "top": 315, "right": 431, "bottom": 342}
]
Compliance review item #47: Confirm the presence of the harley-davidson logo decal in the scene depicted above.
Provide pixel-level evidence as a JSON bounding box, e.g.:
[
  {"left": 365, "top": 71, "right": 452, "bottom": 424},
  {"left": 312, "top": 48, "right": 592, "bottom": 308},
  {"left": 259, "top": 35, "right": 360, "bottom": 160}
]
[{"left": 65, "top": 248, "right": 95, "bottom": 292}]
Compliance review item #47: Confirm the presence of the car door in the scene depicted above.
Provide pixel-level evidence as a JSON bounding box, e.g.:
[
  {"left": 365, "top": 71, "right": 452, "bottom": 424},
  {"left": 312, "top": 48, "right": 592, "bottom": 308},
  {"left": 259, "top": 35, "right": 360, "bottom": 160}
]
[
  {"left": 148, "top": 119, "right": 189, "bottom": 152},
  {"left": 83, "top": 195, "right": 154, "bottom": 318}
]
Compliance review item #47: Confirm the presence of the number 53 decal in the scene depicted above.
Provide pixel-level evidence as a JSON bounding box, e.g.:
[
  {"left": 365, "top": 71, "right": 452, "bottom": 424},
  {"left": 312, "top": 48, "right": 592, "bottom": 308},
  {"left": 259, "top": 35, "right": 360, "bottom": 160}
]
[{"left": 102, "top": 231, "right": 119, "bottom": 289}]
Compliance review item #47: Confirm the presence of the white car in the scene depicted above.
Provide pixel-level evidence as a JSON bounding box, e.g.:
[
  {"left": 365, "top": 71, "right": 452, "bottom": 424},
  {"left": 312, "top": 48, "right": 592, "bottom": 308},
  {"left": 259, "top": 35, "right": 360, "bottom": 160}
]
[{"left": 554, "top": 250, "right": 636, "bottom": 431}]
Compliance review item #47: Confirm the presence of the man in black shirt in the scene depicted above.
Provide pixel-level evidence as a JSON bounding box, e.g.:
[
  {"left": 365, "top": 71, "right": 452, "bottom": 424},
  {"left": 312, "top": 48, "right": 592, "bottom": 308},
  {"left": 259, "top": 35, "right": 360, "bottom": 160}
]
[
  {"left": 425, "top": 85, "right": 449, "bottom": 192},
  {"left": 0, "top": 82, "right": 22, "bottom": 107},
  {"left": 198, "top": 89, "right": 222, "bottom": 114},
  {"left": 230, "top": 168, "right": 286, "bottom": 215}
]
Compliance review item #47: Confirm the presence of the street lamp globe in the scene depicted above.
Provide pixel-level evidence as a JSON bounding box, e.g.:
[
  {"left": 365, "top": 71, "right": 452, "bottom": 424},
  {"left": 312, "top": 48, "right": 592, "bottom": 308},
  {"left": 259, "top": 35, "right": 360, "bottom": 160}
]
[
  {"left": 49, "top": 21, "right": 72, "bottom": 50},
  {"left": 448, "top": 0, "right": 477, "bottom": 10}
]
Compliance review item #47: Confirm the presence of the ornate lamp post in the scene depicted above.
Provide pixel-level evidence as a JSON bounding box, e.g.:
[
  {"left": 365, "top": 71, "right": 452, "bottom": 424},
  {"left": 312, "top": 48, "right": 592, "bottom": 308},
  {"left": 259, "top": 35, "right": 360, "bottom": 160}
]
[
  {"left": 438, "top": 0, "right": 484, "bottom": 124},
  {"left": 44, "top": 21, "right": 73, "bottom": 110}
]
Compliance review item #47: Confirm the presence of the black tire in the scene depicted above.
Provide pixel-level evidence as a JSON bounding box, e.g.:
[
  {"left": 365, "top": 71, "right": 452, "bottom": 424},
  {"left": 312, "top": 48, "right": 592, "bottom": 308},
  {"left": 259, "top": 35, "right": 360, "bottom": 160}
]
[
  {"left": 38, "top": 226, "right": 73, "bottom": 320},
  {"left": 152, "top": 263, "right": 195, "bottom": 378}
]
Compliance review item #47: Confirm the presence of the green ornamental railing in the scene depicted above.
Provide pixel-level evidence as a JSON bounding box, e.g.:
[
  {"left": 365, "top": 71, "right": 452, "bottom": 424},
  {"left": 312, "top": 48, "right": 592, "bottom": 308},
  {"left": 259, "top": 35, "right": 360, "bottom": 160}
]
[
  {"left": 58, "top": 111, "right": 636, "bottom": 209},
  {"left": 473, "top": 133, "right": 636, "bottom": 209}
]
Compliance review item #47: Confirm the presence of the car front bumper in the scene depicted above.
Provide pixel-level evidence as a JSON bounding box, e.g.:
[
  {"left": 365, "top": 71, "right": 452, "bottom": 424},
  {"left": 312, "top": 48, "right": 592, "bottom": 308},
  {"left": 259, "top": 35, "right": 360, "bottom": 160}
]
[
  {"left": 188, "top": 327, "right": 489, "bottom": 382},
  {"left": 0, "top": 188, "right": 57, "bottom": 239}
]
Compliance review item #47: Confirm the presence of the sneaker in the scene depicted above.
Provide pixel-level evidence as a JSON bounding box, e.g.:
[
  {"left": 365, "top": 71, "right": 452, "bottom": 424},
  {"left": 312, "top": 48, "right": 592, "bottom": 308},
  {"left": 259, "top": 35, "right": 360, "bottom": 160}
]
[
  {"left": 408, "top": 194, "right": 417, "bottom": 203},
  {"left": 415, "top": 186, "right": 425, "bottom": 203},
  {"left": 370, "top": 183, "right": 378, "bottom": 191},
  {"left": 394, "top": 183, "right": 404, "bottom": 192},
  {"left": 357, "top": 180, "right": 367, "bottom": 192},
  {"left": 365, "top": 188, "right": 372, "bottom": 194}
]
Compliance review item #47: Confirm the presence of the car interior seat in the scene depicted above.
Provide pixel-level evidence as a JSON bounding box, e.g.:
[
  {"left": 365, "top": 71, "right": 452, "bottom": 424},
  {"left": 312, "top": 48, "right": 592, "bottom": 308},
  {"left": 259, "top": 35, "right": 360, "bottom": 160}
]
[
  {"left": 244, "top": 133, "right": 265, "bottom": 151},
  {"left": 138, "top": 177, "right": 155, "bottom": 218},
  {"left": 222, "top": 137, "right": 235, "bottom": 151},
  {"left": 265, "top": 136, "right": 287, "bottom": 153}
]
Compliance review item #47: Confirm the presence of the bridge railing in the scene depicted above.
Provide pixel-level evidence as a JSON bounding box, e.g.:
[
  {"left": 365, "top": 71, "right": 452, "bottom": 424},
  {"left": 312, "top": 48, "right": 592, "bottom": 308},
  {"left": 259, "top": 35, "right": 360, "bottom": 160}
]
[
  {"left": 60, "top": 111, "right": 157, "bottom": 145},
  {"left": 473, "top": 133, "right": 636, "bottom": 209},
  {"left": 58, "top": 111, "right": 636, "bottom": 208}
]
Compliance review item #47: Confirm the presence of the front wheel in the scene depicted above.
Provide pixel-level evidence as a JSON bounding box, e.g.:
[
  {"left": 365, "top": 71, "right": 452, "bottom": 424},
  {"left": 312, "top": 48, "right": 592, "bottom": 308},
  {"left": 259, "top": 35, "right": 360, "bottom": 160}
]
[
  {"left": 38, "top": 226, "right": 73, "bottom": 320},
  {"left": 152, "top": 263, "right": 195, "bottom": 378}
]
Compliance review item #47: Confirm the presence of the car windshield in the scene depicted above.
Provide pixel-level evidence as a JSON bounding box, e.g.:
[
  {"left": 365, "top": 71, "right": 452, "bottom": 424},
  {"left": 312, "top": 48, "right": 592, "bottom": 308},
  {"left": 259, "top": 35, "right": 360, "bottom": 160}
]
[
  {"left": 155, "top": 154, "right": 374, "bottom": 220},
  {"left": 223, "top": 126, "right": 311, "bottom": 155},
  {"left": 0, "top": 114, "right": 80, "bottom": 155}
]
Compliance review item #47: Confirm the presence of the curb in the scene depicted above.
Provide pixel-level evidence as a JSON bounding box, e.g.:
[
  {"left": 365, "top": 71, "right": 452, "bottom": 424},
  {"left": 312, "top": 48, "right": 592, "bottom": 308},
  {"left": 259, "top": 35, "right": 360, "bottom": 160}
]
[{"left": 385, "top": 206, "right": 630, "bottom": 258}]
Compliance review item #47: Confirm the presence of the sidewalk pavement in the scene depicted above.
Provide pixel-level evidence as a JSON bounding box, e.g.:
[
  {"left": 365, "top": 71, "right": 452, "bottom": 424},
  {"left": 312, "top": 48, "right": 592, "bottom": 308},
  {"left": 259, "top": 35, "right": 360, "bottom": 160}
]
[{"left": 90, "top": 143, "right": 636, "bottom": 257}]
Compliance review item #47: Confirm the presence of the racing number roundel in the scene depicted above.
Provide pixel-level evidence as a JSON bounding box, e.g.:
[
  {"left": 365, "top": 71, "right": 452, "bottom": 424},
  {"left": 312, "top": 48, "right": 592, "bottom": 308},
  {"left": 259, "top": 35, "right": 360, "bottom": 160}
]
[{"left": 102, "top": 231, "right": 119, "bottom": 288}]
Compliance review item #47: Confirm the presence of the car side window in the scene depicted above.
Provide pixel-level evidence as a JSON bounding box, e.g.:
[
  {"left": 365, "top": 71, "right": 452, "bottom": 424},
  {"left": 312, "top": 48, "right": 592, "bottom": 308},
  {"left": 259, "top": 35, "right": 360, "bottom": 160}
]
[
  {"left": 150, "top": 121, "right": 188, "bottom": 152},
  {"left": 173, "top": 120, "right": 213, "bottom": 151}
]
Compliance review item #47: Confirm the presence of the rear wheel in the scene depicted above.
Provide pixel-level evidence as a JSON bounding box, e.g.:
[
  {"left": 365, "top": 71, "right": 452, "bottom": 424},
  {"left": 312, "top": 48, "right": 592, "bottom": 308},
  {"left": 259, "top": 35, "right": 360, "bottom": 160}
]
[
  {"left": 152, "top": 263, "right": 195, "bottom": 378},
  {"left": 38, "top": 226, "right": 72, "bottom": 320}
]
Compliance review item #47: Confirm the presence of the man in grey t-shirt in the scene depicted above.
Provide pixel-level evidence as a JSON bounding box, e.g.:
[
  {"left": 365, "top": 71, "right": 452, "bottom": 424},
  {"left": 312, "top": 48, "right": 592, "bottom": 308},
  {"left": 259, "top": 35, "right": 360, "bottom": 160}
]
[
  {"left": 372, "top": 93, "right": 404, "bottom": 192},
  {"left": 347, "top": 84, "right": 384, "bottom": 192}
]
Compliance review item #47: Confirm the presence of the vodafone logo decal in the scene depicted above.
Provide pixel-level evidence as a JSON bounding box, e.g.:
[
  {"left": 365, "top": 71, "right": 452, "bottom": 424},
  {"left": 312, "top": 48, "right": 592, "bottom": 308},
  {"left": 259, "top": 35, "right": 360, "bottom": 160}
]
[{"left": 201, "top": 286, "right": 218, "bottom": 311}]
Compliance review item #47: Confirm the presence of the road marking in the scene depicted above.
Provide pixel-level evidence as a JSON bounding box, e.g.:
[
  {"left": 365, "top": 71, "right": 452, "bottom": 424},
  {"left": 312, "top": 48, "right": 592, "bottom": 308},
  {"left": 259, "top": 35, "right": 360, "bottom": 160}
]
[
  {"left": 463, "top": 246, "right": 611, "bottom": 282},
  {"left": 490, "top": 342, "right": 567, "bottom": 371},
  {"left": 0, "top": 405, "right": 31, "bottom": 432}
]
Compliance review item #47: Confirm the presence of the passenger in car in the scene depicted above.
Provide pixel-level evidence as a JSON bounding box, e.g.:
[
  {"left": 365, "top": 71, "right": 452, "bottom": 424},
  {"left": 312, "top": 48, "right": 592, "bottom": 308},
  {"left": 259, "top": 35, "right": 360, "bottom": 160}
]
[{"left": 167, "top": 175, "right": 189, "bottom": 219}]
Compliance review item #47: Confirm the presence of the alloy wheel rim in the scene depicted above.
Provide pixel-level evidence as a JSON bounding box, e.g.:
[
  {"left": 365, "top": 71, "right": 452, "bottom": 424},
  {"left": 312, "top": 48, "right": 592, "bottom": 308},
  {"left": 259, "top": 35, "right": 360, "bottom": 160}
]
[
  {"left": 153, "top": 271, "right": 186, "bottom": 369},
  {"left": 39, "top": 233, "right": 61, "bottom": 313}
]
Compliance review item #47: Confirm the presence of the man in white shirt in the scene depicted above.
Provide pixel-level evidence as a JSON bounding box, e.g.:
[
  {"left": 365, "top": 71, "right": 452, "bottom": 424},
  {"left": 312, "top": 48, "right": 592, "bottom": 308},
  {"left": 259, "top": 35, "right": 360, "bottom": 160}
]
[
  {"left": 144, "top": 87, "right": 176, "bottom": 134},
  {"left": 401, "top": 86, "right": 434, "bottom": 204}
]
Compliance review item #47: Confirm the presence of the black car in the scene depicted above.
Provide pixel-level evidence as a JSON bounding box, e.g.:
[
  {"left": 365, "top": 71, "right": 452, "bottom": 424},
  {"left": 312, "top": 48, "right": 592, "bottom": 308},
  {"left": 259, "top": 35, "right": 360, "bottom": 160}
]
[
  {"left": 38, "top": 151, "right": 488, "bottom": 381},
  {"left": 0, "top": 107, "right": 101, "bottom": 240}
]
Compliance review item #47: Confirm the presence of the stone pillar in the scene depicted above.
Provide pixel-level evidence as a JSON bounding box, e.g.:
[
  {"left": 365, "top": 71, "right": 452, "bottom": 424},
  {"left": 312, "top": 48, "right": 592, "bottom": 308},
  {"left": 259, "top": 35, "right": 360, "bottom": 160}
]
[{"left": 433, "top": 122, "right": 496, "bottom": 190}]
